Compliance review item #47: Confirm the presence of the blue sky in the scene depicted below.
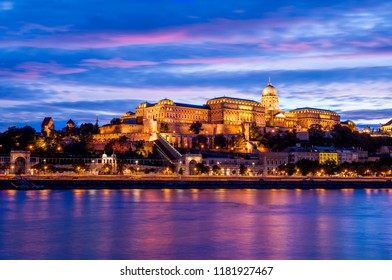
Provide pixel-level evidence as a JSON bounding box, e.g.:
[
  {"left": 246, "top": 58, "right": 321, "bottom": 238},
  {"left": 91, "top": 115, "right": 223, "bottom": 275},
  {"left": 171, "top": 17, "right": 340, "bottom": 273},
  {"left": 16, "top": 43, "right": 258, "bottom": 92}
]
[{"left": 1, "top": 0, "right": 392, "bottom": 131}]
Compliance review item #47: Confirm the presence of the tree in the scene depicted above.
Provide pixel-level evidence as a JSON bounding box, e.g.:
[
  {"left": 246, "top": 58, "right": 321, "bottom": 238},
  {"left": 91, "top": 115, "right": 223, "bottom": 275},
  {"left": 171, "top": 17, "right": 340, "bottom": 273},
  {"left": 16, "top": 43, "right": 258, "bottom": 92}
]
[
  {"left": 0, "top": 162, "right": 10, "bottom": 172},
  {"left": 160, "top": 122, "right": 169, "bottom": 133},
  {"left": 78, "top": 123, "right": 94, "bottom": 136},
  {"left": 322, "top": 160, "right": 337, "bottom": 175},
  {"left": 72, "top": 161, "right": 90, "bottom": 174},
  {"left": 308, "top": 124, "right": 332, "bottom": 146},
  {"left": 110, "top": 118, "right": 122, "bottom": 125},
  {"left": 189, "top": 121, "right": 204, "bottom": 134},
  {"left": 239, "top": 164, "right": 248, "bottom": 175},
  {"left": 250, "top": 125, "right": 263, "bottom": 141},
  {"left": 233, "top": 136, "right": 247, "bottom": 149},
  {"left": 134, "top": 140, "right": 147, "bottom": 158},
  {"left": 193, "top": 134, "right": 208, "bottom": 149},
  {"left": 296, "top": 159, "right": 319, "bottom": 176},
  {"left": 0, "top": 126, "right": 36, "bottom": 152},
  {"left": 277, "top": 163, "right": 296, "bottom": 175},
  {"left": 195, "top": 162, "right": 209, "bottom": 174},
  {"left": 116, "top": 160, "right": 127, "bottom": 175},
  {"left": 107, "top": 136, "right": 130, "bottom": 155},
  {"left": 212, "top": 164, "right": 222, "bottom": 175},
  {"left": 101, "top": 163, "right": 112, "bottom": 174},
  {"left": 213, "top": 134, "right": 227, "bottom": 149}
]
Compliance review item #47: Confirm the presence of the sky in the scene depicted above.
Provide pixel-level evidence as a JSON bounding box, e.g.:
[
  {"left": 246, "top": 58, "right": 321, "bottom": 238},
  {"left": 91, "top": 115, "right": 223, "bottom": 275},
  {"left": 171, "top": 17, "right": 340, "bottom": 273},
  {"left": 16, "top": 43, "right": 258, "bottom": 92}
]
[{"left": 1, "top": 0, "right": 392, "bottom": 132}]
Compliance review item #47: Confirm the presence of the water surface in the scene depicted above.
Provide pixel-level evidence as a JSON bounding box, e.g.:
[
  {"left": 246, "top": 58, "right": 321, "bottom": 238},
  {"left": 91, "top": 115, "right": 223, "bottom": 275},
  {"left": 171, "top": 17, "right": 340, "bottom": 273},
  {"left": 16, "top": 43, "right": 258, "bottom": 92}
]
[{"left": 1, "top": 188, "right": 392, "bottom": 259}]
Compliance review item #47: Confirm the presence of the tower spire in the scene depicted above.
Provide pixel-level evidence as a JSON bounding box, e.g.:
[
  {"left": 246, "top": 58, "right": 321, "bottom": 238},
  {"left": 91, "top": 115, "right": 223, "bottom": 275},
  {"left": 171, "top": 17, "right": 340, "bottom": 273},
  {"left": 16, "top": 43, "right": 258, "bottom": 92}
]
[{"left": 268, "top": 77, "right": 272, "bottom": 85}]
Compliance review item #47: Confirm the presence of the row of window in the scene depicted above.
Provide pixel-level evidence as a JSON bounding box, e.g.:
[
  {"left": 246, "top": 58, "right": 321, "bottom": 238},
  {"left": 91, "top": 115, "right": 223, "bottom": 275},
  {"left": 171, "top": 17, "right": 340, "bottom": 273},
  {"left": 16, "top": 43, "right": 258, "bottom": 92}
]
[
  {"left": 266, "top": 160, "right": 287, "bottom": 165},
  {"left": 294, "top": 110, "right": 338, "bottom": 115},
  {"left": 163, "top": 106, "right": 207, "bottom": 115}
]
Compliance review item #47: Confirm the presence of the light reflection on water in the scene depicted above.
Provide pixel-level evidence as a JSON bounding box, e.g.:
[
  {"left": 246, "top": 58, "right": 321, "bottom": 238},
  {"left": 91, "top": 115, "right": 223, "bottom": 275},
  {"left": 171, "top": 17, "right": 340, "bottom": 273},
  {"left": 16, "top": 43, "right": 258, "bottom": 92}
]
[{"left": 1, "top": 188, "right": 392, "bottom": 260}]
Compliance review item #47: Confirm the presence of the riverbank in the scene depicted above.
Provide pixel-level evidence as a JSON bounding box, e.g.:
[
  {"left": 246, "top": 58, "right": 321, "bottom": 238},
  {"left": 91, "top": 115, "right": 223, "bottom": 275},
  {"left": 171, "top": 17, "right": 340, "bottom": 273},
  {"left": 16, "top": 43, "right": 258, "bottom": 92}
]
[{"left": 1, "top": 174, "right": 392, "bottom": 189}]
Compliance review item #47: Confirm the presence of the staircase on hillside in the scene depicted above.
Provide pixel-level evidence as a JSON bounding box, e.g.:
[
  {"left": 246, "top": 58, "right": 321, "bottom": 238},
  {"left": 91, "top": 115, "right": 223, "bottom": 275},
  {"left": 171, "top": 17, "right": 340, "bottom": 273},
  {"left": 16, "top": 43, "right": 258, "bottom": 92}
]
[{"left": 153, "top": 134, "right": 182, "bottom": 163}]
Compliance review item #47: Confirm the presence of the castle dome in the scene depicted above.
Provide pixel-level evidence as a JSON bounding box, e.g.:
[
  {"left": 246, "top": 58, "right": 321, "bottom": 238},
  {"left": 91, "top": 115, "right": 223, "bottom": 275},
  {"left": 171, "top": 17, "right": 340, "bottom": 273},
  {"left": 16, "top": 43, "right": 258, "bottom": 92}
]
[
  {"left": 158, "top": 98, "right": 174, "bottom": 105},
  {"left": 262, "top": 81, "right": 278, "bottom": 96}
]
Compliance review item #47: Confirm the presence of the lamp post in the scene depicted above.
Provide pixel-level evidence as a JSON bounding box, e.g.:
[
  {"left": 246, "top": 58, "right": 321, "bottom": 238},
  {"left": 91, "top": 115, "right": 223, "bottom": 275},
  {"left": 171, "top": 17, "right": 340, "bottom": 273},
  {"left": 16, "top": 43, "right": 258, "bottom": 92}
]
[
  {"left": 252, "top": 162, "right": 255, "bottom": 176},
  {"left": 135, "top": 160, "right": 139, "bottom": 174}
]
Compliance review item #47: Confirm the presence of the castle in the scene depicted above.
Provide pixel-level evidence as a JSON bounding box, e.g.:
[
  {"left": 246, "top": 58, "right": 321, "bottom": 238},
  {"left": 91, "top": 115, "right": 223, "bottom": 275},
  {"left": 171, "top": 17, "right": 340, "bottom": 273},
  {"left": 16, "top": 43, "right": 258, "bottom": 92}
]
[{"left": 94, "top": 80, "right": 340, "bottom": 149}]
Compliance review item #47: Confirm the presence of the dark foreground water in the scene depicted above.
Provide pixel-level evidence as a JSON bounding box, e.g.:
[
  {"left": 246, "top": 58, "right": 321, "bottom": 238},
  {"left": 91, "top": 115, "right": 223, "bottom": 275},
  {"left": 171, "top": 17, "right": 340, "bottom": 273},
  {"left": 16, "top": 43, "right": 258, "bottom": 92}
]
[{"left": 1, "top": 188, "right": 392, "bottom": 260}]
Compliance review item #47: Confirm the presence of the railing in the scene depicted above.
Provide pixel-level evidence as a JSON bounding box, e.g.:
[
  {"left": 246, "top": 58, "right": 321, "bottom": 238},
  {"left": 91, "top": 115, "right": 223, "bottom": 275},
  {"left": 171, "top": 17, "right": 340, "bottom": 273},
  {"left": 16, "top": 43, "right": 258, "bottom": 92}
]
[
  {"left": 155, "top": 133, "right": 182, "bottom": 160},
  {"left": 154, "top": 142, "right": 176, "bottom": 163}
]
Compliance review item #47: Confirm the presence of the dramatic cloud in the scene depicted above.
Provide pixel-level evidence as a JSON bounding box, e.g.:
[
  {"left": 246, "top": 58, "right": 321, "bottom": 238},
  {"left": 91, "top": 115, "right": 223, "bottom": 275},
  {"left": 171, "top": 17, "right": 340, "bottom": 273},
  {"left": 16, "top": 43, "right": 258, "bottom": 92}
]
[
  {"left": 81, "top": 58, "right": 158, "bottom": 68},
  {"left": 0, "top": 0, "right": 391, "bottom": 131},
  {"left": 0, "top": 1, "right": 13, "bottom": 11}
]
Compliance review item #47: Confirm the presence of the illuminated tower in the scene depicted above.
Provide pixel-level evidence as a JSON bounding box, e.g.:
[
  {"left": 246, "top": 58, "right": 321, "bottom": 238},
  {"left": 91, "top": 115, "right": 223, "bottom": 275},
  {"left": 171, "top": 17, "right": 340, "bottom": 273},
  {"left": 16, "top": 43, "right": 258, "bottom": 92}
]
[{"left": 260, "top": 79, "right": 280, "bottom": 112}]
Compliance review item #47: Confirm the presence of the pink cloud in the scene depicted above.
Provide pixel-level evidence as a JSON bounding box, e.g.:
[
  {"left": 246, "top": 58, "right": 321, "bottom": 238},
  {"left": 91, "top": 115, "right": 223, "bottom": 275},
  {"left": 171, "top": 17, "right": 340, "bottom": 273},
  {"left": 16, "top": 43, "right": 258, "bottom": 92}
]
[
  {"left": 0, "top": 17, "right": 313, "bottom": 50},
  {"left": 17, "top": 61, "right": 86, "bottom": 75},
  {"left": 349, "top": 41, "right": 380, "bottom": 48},
  {"left": 0, "top": 69, "right": 41, "bottom": 79},
  {"left": 274, "top": 42, "right": 314, "bottom": 51},
  {"left": 20, "top": 23, "right": 71, "bottom": 33},
  {"left": 166, "top": 57, "right": 242, "bottom": 65},
  {"left": 0, "top": 61, "right": 86, "bottom": 80},
  {"left": 81, "top": 58, "right": 158, "bottom": 68},
  {"left": 0, "top": 30, "right": 189, "bottom": 50}
]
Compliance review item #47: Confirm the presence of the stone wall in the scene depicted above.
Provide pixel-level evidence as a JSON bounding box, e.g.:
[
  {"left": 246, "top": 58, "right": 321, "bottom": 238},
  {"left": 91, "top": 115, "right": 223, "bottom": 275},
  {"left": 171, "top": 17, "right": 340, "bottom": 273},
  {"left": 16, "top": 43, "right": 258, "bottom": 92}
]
[{"left": 99, "top": 124, "right": 144, "bottom": 134}]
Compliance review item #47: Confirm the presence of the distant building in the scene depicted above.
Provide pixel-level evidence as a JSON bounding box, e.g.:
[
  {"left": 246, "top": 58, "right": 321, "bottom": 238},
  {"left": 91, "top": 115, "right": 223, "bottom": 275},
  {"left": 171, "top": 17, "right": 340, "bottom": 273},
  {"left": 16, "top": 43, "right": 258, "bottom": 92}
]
[
  {"left": 336, "top": 148, "right": 368, "bottom": 163},
  {"left": 381, "top": 119, "right": 392, "bottom": 134},
  {"left": 283, "top": 145, "right": 318, "bottom": 163},
  {"left": 290, "top": 108, "right": 340, "bottom": 131},
  {"left": 313, "top": 146, "right": 339, "bottom": 164},
  {"left": 41, "top": 117, "right": 54, "bottom": 137},
  {"left": 66, "top": 119, "right": 75, "bottom": 129},
  {"left": 341, "top": 120, "right": 357, "bottom": 131},
  {"left": 319, "top": 152, "right": 339, "bottom": 165},
  {"left": 363, "top": 126, "right": 371, "bottom": 134},
  {"left": 260, "top": 152, "right": 289, "bottom": 175},
  {"left": 378, "top": 146, "right": 392, "bottom": 156}
]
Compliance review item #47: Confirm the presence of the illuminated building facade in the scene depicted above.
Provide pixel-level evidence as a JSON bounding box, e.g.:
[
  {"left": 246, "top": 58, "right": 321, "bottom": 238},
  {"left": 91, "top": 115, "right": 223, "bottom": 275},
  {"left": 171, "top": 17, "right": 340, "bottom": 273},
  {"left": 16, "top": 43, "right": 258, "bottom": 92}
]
[
  {"left": 206, "top": 97, "right": 265, "bottom": 126},
  {"left": 381, "top": 119, "right": 392, "bottom": 134},
  {"left": 134, "top": 99, "right": 209, "bottom": 124},
  {"left": 290, "top": 107, "right": 340, "bottom": 130},
  {"left": 341, "top": 120, "right": 357, "bottom": 131},
  {"left": 99, "top": 80, "right": 341, "bottom": 144},
  {"left": 319, "top": 152, "right": 339, "bottom": 165}
]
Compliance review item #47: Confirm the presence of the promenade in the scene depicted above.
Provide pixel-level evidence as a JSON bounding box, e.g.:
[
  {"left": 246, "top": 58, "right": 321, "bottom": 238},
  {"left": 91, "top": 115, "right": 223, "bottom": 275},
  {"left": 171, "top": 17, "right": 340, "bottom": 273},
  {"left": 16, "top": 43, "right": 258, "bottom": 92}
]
[{"left": 1, "top": 174, "right": 392, "bottom": 189}]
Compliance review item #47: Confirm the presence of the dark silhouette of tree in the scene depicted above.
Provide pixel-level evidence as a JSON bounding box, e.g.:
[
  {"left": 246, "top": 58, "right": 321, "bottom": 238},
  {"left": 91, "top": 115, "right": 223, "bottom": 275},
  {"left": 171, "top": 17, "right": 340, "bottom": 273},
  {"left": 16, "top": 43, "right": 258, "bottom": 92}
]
[
  {"left": 239, "top": 164, "right": 248, "bottom": 175},
  {"left": 110, "top": 118, "right": 122, "bottom": 125},
  {"left": 189, "top": 121, "right": 204, "bottom": 134},
  {"left": 195, "top": 162, "right": 209, "bottom": 174},
  {"left": 296, "top": 159, "right": 319, "bottom": 176},
  {"left": 213, "top": 134, "right": 227, "bottom": 149},
  {"left": 192, "top": 134, "right": 208, "bottom": 149},
  {"left": 160, "top": 122, "right": 169, "bottom": 133},
  {"left": 277, "top": 163, "right": 296, "bottom": 175},
  {"left": 212, "top": 164, "right": 222, "bottom": 175},
  {"left": 106, "top": 136, "right": 130, "bottom": 155},
  {"left": 308, "top": 124, "right": 331, "bottom": 146},
  {"left": 0, "top": 126, "right": 36, "bottom": 152}
]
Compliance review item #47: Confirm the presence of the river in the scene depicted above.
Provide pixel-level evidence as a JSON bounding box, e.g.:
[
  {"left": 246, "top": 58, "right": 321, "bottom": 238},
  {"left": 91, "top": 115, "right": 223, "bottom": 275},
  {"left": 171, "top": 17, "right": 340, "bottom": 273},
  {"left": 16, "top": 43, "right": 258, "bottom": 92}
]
[{"left": 1, "top": 188, "right": 392, "bottom": 259}]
